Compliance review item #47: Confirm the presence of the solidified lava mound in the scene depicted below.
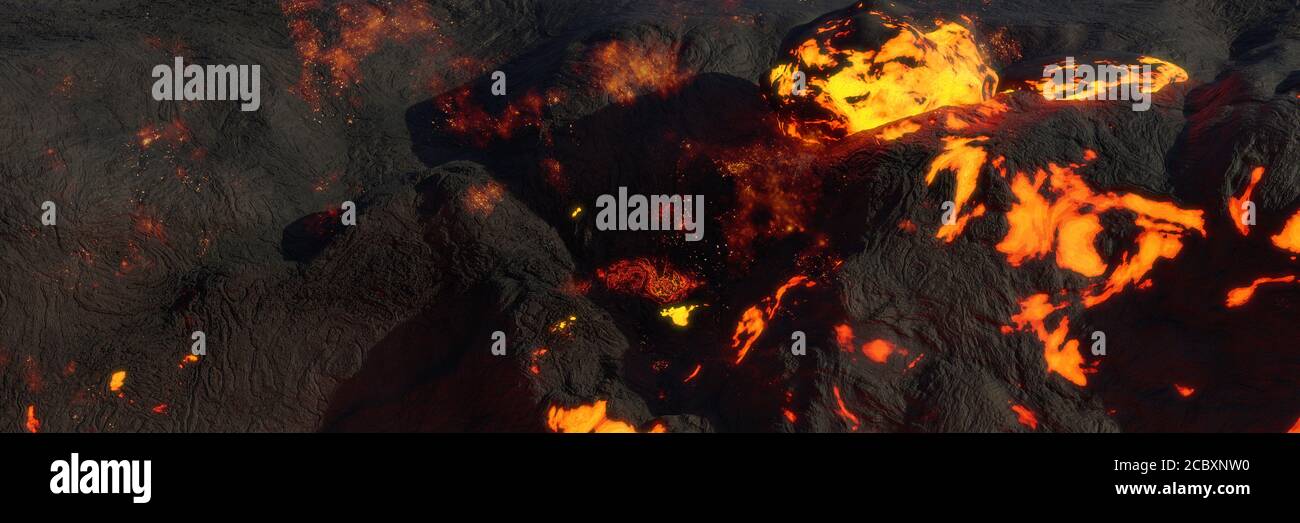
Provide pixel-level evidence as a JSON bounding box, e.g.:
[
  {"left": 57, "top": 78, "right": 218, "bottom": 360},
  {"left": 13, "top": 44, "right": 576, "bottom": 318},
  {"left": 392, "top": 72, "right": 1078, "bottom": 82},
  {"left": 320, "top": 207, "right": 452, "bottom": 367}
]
[{"left": 1, "top": 0, "right": 1297, "bottom": 433}]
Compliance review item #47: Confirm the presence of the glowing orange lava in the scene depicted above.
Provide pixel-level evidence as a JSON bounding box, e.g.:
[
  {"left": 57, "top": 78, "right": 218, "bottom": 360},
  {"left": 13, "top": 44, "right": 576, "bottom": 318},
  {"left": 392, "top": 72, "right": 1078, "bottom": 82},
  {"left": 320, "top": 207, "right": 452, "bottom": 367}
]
[
  {"left": 861, "top": 339, "right": 895, "bottom": 364},
  {"left": 995, "top": 158, "right": 1205, "bottom": 308},
  {"left": 1228, "top": 167, "right": 1264, "bottom": 235},
  {"left": 768, "top": 7, "right": 997, "bottom": 143},
  {"left": 925, "top": 136, "right": 989, "bottom": 241},
  {"left": 545, "top": 400, "right": 664, "bottom": 433},
  {"left": 1010, "top": 403, "right": 1039, "bottom": 430},
  {"left": 109, "top": 370, "right": 127, "bottom": 394},
  {"left": 1225, "top": 276, "right": 1297, "bottom": 308},
  {"left": 25, "top": 405, "right": 40, "bottom": 433},
  {"left": 832, "top": 385, "right": 860, "bottom": 431},
  {"left": 1272, "top": 210, "right": 1300, "bottom": 253},
  {"left": 1033, "top": 56, "right": 1188, "bottom": 101},
  {"left": 732, "top": 275, "right": 815, "bottom": 363},
  {"left": 1009, "top": 294, "right": 1089, "bottom": 386},
  {"left": 1174, "top": 384, "right": 1195, "bottom": 397}
]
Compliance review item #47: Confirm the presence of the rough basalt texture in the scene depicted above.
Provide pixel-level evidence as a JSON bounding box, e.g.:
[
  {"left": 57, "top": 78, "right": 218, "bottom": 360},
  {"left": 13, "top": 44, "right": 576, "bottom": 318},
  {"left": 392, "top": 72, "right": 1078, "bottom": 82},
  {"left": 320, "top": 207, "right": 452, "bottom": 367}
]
[{"left": 1, "top": 0, "right": 1296, "bottom": 432}]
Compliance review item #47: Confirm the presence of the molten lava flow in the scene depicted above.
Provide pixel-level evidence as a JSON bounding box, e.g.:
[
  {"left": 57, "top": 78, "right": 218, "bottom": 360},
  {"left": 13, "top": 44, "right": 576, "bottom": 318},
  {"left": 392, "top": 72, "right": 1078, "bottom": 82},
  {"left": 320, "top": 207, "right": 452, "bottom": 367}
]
[
  {"left": 832, "top": 386, "right": 860, "bottom": 431},
  {"left": 925, "top": 137, "right": 989, "bottom": 241},
  {"left": 109, "top": 370, "right": 127, "bottom": 395},
  {"left": 463, "top": 181, "right": 505, "bottom": 216},
  {"left": 1010, "top": 403, "right": 1039, "bottom": 430},
  {"left": 731, "top": 275, "right": 815, "bottom": 364},
  {"left": 995, "top": 159, "right": 1205, "bottom": 307},
  {"left": 1228, "top": 167, "right": 1264, "bottom": 235},
  {"left": 596, "top": 258, "right": 701, "bottom": 304},
  {"left": 1033, "top": 56, "right": 1188, "bottom": 101},
  {"left": 1174, "top": 384, "right": 1196, "bottom": 398},
  {"left": 545, "top": 400, "right": 663, "bottom": 433},
  {"left": 179, "top": 354, "right": 200, "bottom": 368},
  {"left": 1225, "top": 276, "right": 1297, "bottom": 308},
  {"left": 1272, "top": 210, "right": 1300, "bottom": 253},
  {"left": 152, "top": 404, "right": 169, "bottom": 414},
  {"left": 768, "top": 8, "right": 997, "bottom": 143},
  {"left": 25, "top": 405, "right": 40, "bottom": 433},
  {"left": 658, "top": 304, "right": 701, "bottom": 327},
  {"left": 1290, "top": 417, "right": 1300, "bottom": 433},
  {"left": 590, "top": 40, "right": 684, "bottom": 104},
  {"left": 1009, "top": 293, "right": 1089, "bottom": 386}
]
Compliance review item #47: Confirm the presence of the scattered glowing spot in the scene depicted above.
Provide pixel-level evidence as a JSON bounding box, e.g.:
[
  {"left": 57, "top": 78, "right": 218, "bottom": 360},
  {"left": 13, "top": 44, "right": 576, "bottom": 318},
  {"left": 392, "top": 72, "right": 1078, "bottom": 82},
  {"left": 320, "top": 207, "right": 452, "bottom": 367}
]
[
  {"left": 464, "top": 181, "right": 505, "bottom": 216},
  {"left": 683, "top": 364, "right": 702, "bottom": 383},
  {"left": 1174, "top": 384, "right": 1195, "bottom": 398},
  {"left": 783, "top": 409, "right": 798, "bottom": 423},
  {"left": 591, "top": 40, "right": 686, "bottom": 104},
  {"left": 179, "top": 354, "right": 200, "bottom": 369},
  {"left": 152, "top": 404, "right": 169, "bottom": 414},
  {"left": 529, "top": 347, "right": 549, "bottom": 375},
  {"left": 549, "top": 315, "right": 578, "bottom": 334},
  {"left": 570, "top": 207, "right": 583, "bottom": 219}
]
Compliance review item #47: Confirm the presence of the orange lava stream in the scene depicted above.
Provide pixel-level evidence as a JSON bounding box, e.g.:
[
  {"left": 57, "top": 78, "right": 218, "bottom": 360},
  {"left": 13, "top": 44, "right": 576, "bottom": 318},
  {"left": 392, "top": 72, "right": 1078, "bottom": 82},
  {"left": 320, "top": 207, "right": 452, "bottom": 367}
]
[
  {"left": 732, "top": 276, "right": 815, "bottom": 364},
  {"left": 1228, "top": 167, "right": 1264, "bottom": 235},
  {"left": 1225, "top": 276, "right": 1297, "bottom": 308},
  {"left": 832, "top": 386, "right": 860, "bottom": 431},
  {"left": 1009, "top": 293, "right": 1089, "bottom": 386}
]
